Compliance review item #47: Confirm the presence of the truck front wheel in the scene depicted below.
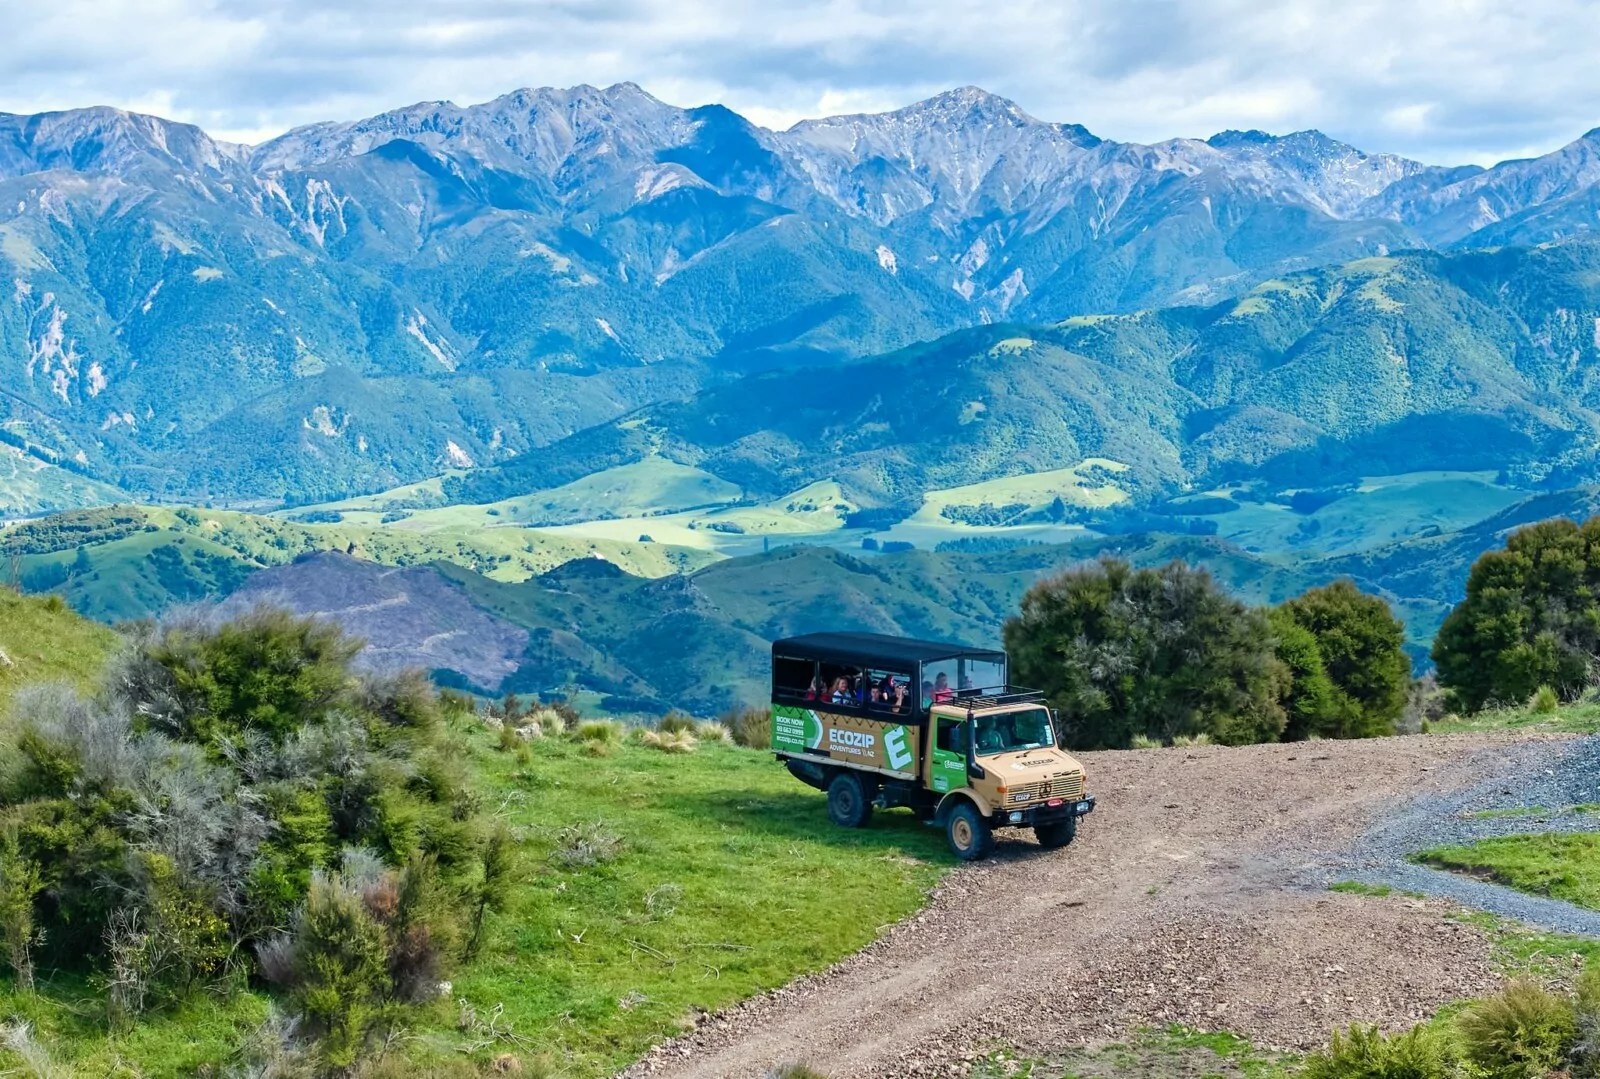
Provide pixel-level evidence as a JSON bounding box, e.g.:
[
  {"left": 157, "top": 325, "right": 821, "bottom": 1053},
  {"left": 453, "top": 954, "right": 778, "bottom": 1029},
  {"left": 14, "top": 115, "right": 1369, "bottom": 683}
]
[
  {"left": 826, "top": 772, "right": 873, "bottom": 828},
  {"left": 1034, "top": 817, "right": 1077, "bottom": 849},
  {"left": 945, "top": 801, "right": 994, "bottom": 861}
]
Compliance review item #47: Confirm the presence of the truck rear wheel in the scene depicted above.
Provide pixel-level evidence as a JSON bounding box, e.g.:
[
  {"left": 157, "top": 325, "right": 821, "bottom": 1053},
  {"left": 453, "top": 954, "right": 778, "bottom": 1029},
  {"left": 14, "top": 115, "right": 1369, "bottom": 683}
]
[
  {"left": 826, "top": 772, "right": 873, "bottom": 828},
  {"left": 945, "top": 801, "right": 994, "bottom": 861},
  {"left": 1034, "top": 817, "right": 1077, "bottom": 849}
]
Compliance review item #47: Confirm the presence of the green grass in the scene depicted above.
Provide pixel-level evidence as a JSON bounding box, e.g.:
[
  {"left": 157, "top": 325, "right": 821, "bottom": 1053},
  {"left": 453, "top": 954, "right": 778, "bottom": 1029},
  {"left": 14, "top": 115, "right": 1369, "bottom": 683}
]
[
  {"left": 1419, "top": 832, "right": 1600, "bottom": 910},
  {"left": 0, "top": 586, "right": 117, "bottom": 706},
  {"left": 0, "top": 731, "right": 953, "bottom": 1077},
  {"left": 4, "top": 504, "right": 716, "bottom": 622},
  {"left": 0, "top": 973, "right": 269, "bottom": 1075},
  {"left": 1328, "top": 881, "right": 1424, "bottom": 898},
  {"left": 971, "top": 1025, "right": 1295, "bottom": 1078},
  {"left": 1444, "top": 909, "right": 1600, "bottom": 980},
  {"left": 1428, "top": 699, "right": 1600, "bottom": 735}
]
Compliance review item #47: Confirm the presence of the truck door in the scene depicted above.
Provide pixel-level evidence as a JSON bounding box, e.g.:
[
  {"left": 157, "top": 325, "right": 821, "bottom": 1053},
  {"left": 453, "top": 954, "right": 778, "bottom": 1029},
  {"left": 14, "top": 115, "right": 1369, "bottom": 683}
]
[{"left": 928, "top": 714, "right": 970, "bottom": 794}]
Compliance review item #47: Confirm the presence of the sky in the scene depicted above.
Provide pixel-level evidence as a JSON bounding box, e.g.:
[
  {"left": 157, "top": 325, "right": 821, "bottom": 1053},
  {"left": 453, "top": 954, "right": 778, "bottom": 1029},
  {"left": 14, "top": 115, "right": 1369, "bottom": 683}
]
[{"left": 2, "top": 0, "right": 1597, "bottom": 165}]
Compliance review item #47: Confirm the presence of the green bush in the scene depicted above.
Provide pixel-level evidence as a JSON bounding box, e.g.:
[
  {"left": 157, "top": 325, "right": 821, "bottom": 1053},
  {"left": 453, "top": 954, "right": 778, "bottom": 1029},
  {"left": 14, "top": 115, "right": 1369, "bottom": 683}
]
[
  {"left": 1458, "top": 978, "right": 1576, "bottom": 1079},
  {"left": 1274, "top": 580, "right": 1410, "bottom": 739},
  {"left": 0, "top": 606, "right": 487, "bottom": 1059},
  {"left": 0, "top": 827, "right": 41, "bottom": 990},
  {"left": 1302, "top": 1024, "right": 1456, "bottom": 1079},
  {"left": 1434, "top": 516, "right": 1600, "bottom": 711},
  {"left": 657, "top": 709, "right": 699, "bottom": 734},
  {"left": 1530, "top": 685, "right": 1560, "bottom": 714},
  {"left": 1575, "top": 961, "right": 1600, "bottom": 1078},
  {"left": 269, "top": 871, "right": 392, "bottom": 1070},
  {"left": 1005, "top": 558, "right": 1288, "bottom": 749}
]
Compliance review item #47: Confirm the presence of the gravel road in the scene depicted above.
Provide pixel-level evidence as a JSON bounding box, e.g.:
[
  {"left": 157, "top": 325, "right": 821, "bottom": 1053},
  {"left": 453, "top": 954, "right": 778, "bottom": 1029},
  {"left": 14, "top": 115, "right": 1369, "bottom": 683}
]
[{"left": 621, "top": 731, "right": 1599, "bottom": 1079}]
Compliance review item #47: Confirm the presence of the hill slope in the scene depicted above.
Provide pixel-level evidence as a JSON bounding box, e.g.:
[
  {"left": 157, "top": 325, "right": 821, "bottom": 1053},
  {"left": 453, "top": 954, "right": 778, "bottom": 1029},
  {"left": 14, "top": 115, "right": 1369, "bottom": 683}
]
[
  {"left": 8, "top": 87, "right": 1600, "bottom": 507},
  {"left": 453, "top": 244, "right": 1600, "bottom": 507}
]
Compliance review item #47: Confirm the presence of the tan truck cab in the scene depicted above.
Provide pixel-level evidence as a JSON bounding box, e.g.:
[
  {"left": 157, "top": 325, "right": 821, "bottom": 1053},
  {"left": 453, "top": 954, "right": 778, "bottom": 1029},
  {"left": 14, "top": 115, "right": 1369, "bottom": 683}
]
[{"left": 769, "top": 632, "right": 1095, "bottom": 860}]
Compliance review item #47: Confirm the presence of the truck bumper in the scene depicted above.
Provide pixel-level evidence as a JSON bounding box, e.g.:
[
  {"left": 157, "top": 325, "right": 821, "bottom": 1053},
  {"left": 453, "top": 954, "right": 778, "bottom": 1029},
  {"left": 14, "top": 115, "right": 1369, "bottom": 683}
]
[{"left": 1000, "top": 794, "right": 1095, "bottom": 827}]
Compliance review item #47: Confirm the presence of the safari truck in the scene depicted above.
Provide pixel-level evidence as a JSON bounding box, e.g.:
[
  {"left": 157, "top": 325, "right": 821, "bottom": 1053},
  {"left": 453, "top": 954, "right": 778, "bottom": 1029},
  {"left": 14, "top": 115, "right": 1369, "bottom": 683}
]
[{"left": 768, "top": 632, "right": 1095, "bottom": 860}]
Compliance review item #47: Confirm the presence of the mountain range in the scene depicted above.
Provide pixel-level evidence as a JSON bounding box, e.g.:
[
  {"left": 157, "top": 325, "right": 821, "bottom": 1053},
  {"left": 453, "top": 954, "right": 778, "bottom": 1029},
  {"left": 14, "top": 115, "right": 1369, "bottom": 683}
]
[{"left": 9, "top": 84, "right": 1600, "bottom": 510}]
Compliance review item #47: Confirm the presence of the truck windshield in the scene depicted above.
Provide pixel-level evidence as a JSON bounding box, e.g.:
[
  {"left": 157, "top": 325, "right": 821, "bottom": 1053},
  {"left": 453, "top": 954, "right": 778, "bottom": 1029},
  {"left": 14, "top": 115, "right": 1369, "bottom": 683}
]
[{"left": 972, "top": 707, "right": 1055, "bottom": 756}]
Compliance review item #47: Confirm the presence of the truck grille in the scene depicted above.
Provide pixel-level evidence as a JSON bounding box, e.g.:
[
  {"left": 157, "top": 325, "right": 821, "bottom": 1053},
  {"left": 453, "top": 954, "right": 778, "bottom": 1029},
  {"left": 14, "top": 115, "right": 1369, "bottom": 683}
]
[{"left": 1009, "top": 773, "right": 1084, "bottom": 804}]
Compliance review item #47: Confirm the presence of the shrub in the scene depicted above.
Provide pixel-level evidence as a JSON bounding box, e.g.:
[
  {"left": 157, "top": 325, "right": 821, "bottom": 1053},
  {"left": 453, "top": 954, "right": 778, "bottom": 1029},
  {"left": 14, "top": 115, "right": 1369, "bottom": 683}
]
[
  {"left": 468, "top": 824, "right": 515, "bottom": 959},
  {"left": 1301, "top": 1024, "right": 1456, "bottom": 1079},
  {"left": 0, "top": 828, "right": 41, "bottom": 990},
  {"left": 1530, "top": 685, "right": 1560, "bottom": 714},
  {"left": 1574, "top": 961, "right": 1600, "bottom": 1078},
  {"left": 550, "top": 822, "right": 622, "bottom": 868},
  {"left": 722, "top": 705, "right": 771, "bottom": 749},
  {"left": 1434, "top": 517, "right": 1600, "bottom": 711},
  {"left": 497, "top": 723, "right": 521, "bottom": 752},
  {"left": 1275, "top": 580, "right": 1410, "bottom": 739},
  {"left": 1129, "top": 734, "right": 1160, "bottom": 749},
  {"left": 270, "top": 871, "right": 392, "bottom": 1070},
  {"left": 1458, "top": 978, "right": 1576, "bottom": 1079},
  {"left": 657, "top": 710, "right": 698, "bottom": 735}
]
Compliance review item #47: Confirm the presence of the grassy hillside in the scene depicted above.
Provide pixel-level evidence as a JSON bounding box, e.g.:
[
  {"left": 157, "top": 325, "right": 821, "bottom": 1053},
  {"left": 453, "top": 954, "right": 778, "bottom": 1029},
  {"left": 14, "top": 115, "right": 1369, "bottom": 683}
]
[
  {"left": 0, "top": 728, "right": 949, "bottom": 1077},
  {"left": 0, "top": 587, "right": 116, "bottom": 704},
  {"left": 1, "top": 505, "right": 714, "bottom": 622}
]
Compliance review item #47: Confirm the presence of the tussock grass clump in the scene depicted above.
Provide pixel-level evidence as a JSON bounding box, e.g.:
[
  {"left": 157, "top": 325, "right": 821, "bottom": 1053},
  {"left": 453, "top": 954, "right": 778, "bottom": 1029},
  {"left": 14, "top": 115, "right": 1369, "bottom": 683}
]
[
  {"left": 549, "top": 822, "right": 623, "bottom": 868},
  {"left": 765, "top": 1066, "right": 829, "bottom": 1079},
  {"left": 721, "top": 705, "right": 771, "bottom": 749},
  {"left": 1530, "top": 685, "right": 1561, "bottom": 714},
  {"left": 1458, "top": 978, "right": 1576, "bottom": 1078},
  {"left": 638, "top": 729, "right": 697, "bottom": 754},
  {"left": 1302, "top": 1024, "right": 1455, "bottom": 1079},
  {"left": 1129, "top": 734, "right": 1160, "bottom": 749},
  {"left": 1172, "top": 733, "right": 1214, "bottom": 747},
  {"left": 573, "top": 719, "right": 624, "bottom": 744},
  {"left": 695, "top": 721, "right": 734, "bottom": 744}
]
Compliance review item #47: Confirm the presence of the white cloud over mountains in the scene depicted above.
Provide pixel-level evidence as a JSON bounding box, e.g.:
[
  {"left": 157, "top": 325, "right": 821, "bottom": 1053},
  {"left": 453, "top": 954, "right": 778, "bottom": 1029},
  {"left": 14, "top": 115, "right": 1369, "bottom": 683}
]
[{"left": 1, "top": 0, "right": 1597, "bottom": 164}]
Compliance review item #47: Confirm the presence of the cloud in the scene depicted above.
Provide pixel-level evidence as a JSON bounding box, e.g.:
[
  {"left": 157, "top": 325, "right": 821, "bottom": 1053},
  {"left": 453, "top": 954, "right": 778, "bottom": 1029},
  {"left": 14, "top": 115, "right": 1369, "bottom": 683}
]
[{"left": 0, "top": 0, "right": 1596, "bottom": 164}]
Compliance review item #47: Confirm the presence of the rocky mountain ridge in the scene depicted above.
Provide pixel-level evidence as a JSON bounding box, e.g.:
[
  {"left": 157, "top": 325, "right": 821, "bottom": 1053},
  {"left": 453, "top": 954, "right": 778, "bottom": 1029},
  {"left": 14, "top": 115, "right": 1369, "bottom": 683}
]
[{"left": 2, "top": 84, "right": 1600, "bottom": 509}]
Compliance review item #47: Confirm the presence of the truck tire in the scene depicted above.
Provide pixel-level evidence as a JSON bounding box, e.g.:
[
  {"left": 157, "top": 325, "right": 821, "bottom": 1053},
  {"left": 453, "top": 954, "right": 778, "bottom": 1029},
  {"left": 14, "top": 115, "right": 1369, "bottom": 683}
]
[
  {"left": 826, "top": 772, "right": 873, "bottom": 828},
  {"left": 945, "top": 801, "right": 994, "bottom": 861},
  {"left": 1034, "top": 816, "right": 1077, "bottom": 849}
]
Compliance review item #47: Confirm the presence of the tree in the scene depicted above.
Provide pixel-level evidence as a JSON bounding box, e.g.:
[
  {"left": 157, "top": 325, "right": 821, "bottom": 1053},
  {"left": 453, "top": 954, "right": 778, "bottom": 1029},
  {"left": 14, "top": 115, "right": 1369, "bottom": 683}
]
[
  {"left": 1268, "top": 607, "right": 1345, "bottom": 741},
  {"left": 1433, "top": 517, "right": 1600, "bottom": 712},
  {"left": 1277, "top": 580, "right": 1409, "bottom": 738},
  {"left": 1004, "top": 558, "right": 1288, "bottom": 749}
]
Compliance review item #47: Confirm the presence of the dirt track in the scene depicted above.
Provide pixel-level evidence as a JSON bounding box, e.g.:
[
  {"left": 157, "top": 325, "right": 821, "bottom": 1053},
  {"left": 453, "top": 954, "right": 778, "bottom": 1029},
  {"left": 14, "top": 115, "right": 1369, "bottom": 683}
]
[{"left": 622, "top": 732, "right": 1590, "bottom": 1079}]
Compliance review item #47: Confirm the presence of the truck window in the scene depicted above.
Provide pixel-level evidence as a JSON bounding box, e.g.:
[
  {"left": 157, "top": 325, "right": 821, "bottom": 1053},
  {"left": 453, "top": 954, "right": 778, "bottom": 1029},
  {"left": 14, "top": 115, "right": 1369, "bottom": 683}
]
[
  {"left": 772, "top": 656, "right": 818, "bottom": 701},
  {"left": 972, "top": 708, "right": 1055, "bottom": 756},
  {"left": 923, "top": 655, "right": 1006, "bottom": 698},
  {"left": 863, "top": 667, "right": 912, "bottom": 713},
  {"left": 935, "top": 717, "right": 968, "bottom": 754}
]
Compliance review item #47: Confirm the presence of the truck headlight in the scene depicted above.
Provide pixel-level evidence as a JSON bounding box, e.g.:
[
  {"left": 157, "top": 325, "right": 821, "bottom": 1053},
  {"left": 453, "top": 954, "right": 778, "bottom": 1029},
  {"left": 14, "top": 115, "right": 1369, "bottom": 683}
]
[{"left": 1008, "top": 811, "right": 1023, "bottom": 823}]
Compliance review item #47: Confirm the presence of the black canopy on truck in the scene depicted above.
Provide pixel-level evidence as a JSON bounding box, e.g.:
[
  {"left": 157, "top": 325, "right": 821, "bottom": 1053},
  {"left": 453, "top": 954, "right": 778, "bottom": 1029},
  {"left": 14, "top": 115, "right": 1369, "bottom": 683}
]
[{"left": 771, "top": 632, "right": 1005, "bottom": 669}]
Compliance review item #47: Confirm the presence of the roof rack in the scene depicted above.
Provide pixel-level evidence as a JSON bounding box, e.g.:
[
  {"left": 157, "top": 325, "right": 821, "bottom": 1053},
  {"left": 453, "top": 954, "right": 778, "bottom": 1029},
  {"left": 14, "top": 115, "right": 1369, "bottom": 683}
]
[{"left": 948, "top": 688, "right": 1046, "bottom": 710}]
